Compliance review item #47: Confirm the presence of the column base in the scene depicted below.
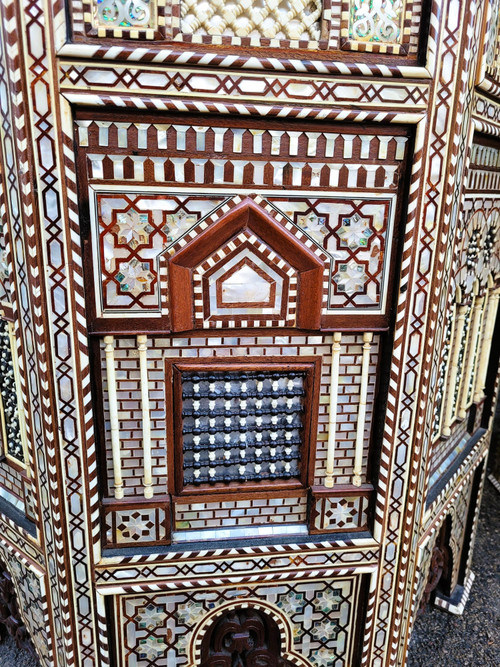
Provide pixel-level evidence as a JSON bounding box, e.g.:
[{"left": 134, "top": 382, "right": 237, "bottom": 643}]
[{"left": 434, "top": 571, "right": 475, "bottom": 615}]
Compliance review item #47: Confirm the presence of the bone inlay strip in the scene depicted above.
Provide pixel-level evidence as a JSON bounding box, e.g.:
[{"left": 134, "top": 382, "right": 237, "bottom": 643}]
[
  {"left": 103, "top": 336, "right": 123, "bottom": 499},
  {"left": 137, "top": 335, "right": 153, "bottom": 499},
  {"left": 442, "top": 303, "right": 467, "bottom": 436},
  {"left": 353, "top": 332, "right": 373, "bottom": 487},
  {"left": 325, "top": 332, "right": 342, "bottom": 489},
  {"left": 474, "top": 288, "right": 500, "bottom": 403}
]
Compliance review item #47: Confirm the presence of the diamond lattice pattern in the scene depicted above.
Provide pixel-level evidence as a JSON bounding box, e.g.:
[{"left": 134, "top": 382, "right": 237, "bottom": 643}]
[{"left": 180, "top": 0, "right": 322, "bottom": 42}]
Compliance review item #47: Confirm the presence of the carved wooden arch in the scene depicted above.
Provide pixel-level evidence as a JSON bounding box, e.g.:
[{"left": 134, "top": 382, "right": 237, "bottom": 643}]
[
  {"left": 186, "top": 599, "right": 313, "bottom": 667},
  {"left": 169, "top": 197, "right": 324, "bottom": 331}
]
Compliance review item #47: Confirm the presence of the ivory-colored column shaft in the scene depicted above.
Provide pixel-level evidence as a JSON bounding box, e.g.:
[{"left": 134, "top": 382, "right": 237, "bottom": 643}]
[
  {"left": 442, "top": 304, "right": 468, "bottom": 436},
  {"left": 137, "top": 335, "right": 153, "bottom": 499},
  {"left": 353, "top": 332, "right": 373, "bottom": 487},
  {"left": 458, "top": 296, "right": 484, "bottom": 418},
  {"left": 474, "top": 290, "right": 500, "bottom": 403},
  {"left": 435, "top": 310, "right": 456, "bottom": 438},
  {"left": 104, "top": 336, "right": 123, "bottom": 499},
  {"left": 325, "top": 333, "right": 342, "bottom": 488}
]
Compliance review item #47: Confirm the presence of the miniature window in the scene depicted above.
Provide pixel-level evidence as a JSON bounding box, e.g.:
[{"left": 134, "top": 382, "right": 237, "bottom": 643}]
[
  {"left": 0, "top": 319, "right": 25, "bottom": 465},
  {"left": 171, "top": 360, "right": 318, "bottom": 494}
]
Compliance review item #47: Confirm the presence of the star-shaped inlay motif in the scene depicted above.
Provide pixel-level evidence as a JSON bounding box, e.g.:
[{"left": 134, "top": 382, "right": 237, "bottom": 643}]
[
  {"left": 136, "top": 603, "right": 167, "bottom": 630},
  {"left": 115, "top": 259, "right": 155, "bottom": 296},
  {"left": 333, "top": 259, "right": 368, "bottom": 295},
  {"left": 113, "top": 210, "right": 153, "bottom": 250},
  {"left": 336, "top": 213, "right": 373, "bottom": 249}
]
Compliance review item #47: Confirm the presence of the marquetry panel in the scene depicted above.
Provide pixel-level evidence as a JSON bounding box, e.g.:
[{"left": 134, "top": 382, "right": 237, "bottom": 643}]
[
  {"left": 341, "top": 0, "right": 423, "bottom": 55},
  {"left": 268, "top": 195, "right": 395, "bottom": 310},
  {"left": 80, "top": 0, "right": 170, "bottom": 39},
  {"left": 75, "top": 114, "right": 410, "bottom": 330},
  {"left": 103, "top": 500, "right": 171, "bottom": 547},
  {"left": 0, "top": 551, "right": 50, "bottom": 664},
  {"left": 115, "top": 576, "right": 363, "bottom": 666},
  {"left": 173, "top": 492, "right": 308, "bottom": 538},
  {"left": 59, "top": 62, "right": 429, "bottom": 112},
  {"left": 94, "top": 192, "right": 224, "bottom": 315},
  {"left": 310, "top": 489, "right": 370, "bottom": 532}
]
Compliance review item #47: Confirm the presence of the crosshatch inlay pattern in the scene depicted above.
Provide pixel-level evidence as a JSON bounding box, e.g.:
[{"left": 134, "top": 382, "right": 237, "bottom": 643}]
[{"left": 180, "top": 0, "right": 323, "bottom": 43}]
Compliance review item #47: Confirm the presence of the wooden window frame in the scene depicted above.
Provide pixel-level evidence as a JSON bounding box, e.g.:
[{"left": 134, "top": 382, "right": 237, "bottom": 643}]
[{"left": 166, "top": 356, "right": 322, "bottom": 497}]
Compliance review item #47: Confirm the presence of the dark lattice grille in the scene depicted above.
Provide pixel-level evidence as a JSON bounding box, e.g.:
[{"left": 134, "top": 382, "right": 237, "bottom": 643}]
[
  {"left": 0, "top": 320, "right": 23, "bottom": 462},
  {"left": 181, "top": 370, "right": 306, "bottom": 486}
]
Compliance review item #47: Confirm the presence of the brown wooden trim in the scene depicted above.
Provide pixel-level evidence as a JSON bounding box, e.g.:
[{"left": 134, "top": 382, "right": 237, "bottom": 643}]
[
  {"left": 172, "top": 487, "right": 308, "bottom": 506},
  {"left": 87, "top": 321, "right": 391, "bottom": 336},
  {"left": 0, "top": 305, "right": 14, "bottom": 322},
  {"left": 89, "top": 336, "right": 112, "bottom": 499},
  {"left": 88, "top": 315, "right": 171, "bottom": 335},
  {"left": 165, "top": 359, "right": 177, "bottom": 497},
  {"left": 101, "top": 494, "right": 171, "bottom": 509},
  {"left": 310, "top": 483, "right": 374, "bottom": 497},
  {"left": 173, "top": 479, "right": 304, "bottom": 497}
]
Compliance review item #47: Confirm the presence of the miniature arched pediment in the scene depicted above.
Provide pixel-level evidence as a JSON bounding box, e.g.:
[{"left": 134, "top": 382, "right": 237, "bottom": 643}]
[{"left": 169, "top": 198, "right": 324, "bottom": 331}]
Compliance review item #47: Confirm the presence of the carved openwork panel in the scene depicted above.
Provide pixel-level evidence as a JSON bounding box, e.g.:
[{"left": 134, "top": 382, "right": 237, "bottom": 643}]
[
  {"left": 0, "top": 320, "right": 24, "bottom": 464},
  {"left": 200, "top": 608, "right": 294, "bottom": 667},
  {"left": 429, "top": 133, "right": 500, "bottom": 481},
  {"left": 0, "top": 316, "right": 28, "bottom": 513},
  {"left": 176, "top": 366, "right": 309, "bottom": 489},
  {"left": 68, "top": 0, "right": 425, "bottom": 61}
]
